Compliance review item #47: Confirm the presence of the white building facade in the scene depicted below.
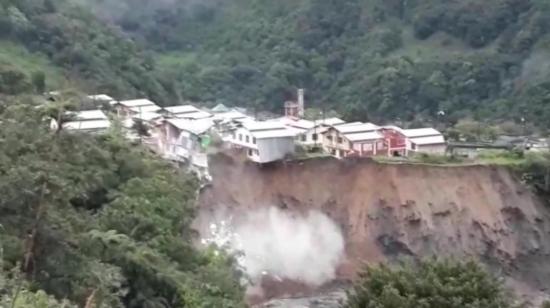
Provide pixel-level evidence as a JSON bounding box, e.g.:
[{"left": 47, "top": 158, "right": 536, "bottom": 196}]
[
  {"left": 401, "top": 128, "right": 446, "bottom": 155},
  {"left": 158, "top": 118, "right": 214, "bottom": 175},
  {"left": 51, "top": 110, "right": 110, "bottom": 134},
  {"left": 229, "top": 121, "right": 296, "bottom": 163}
]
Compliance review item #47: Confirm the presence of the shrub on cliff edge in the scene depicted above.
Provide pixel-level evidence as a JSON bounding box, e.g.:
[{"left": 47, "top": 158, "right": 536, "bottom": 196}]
[{"left": 343, "top": 259, "right": 514, "bottom": 308}]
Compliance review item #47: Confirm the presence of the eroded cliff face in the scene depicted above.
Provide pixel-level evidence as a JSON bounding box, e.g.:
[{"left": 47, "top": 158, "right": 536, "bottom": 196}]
[{"left": 196, "top": 154, "right": 550, "bottom": 303}]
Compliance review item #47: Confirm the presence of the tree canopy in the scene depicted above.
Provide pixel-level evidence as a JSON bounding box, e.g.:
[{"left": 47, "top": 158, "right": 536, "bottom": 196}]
[
  {"left": 0, "top": 97, "right": 245, "bottom": 307},
  {"left": 2, "top": 0, "right": 550, "bottom": 130},
  {"left": 344, "top": 259, "right": 515, "bottom": 308}
]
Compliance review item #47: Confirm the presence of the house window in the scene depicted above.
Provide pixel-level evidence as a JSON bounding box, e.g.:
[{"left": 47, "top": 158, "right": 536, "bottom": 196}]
[
  {"left": 411, "top": 143, "right": 417, "bottom": 150},
  {"left": 254, "top": 150, "right": 259, "bottom": 155},
  {"left": 246, "top": 135, "right": 250, "bottom": 143},
  {"left": 331, "top": 149, "right": 336, "bottom": 155},
  {"left": 253, "top": 137, "right": 257, "bottom": 144},
  {"left": 301, "top": 134, "right": 306, "bottom": 142},
  {"left": 239, "top": 134, "right": 243, "bottom": 141},
  {"left": 337, "top": 137, "right": 343, "bottom": 144},
  {"left": 339, "top": 150, "right": 345, "bottom": 157},
  {"left": 248, "top": 149, "right": 253, "bottom": 156},
  {"left": 312, "top": 134, "right": 318, "bottom": 141},
  {"left": 327, "top": 135, "right": 333, "bottom": 141},
  {"left": 377, "top": 141, "right": 384, "bottom": 150}
]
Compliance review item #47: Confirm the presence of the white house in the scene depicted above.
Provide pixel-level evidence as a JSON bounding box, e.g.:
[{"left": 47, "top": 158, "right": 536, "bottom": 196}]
[
  {"left": 51, "top": 110, "right": 110, "bottom": 133},
  {"left": 400, "top": 128, "right": 446, "bottom": 154},
  {"left": 229, "top": 121, "right": 296, "bottom": 163},
  {"left": 163, "top": 105, "right": 213, "bottom": 120},
  {"left": 164, "top": 105, "right": 200, "bottom": 116},
  {"left": 158, "top": 118, "right": 215, "bottom": 174},
  {"left": 212, "top": 110, "right": 253, "bottom": 140},
  {"left": 277, "top": 117, "right": 347, "bottom": 148},
  {"left": 115, "top": 99, "right": 161, "bottom": 118},
  {"left": 300, "top": 117, "right": 345, "bottom": 147},
  {"left": 87, "top": 94, "right": 115, "bottom": 105},
  {"left": 319, "top": 117, "right": 346, "bottom": 126},
  {"left": 132, "top": 111, "right": 163, "bottom": 123},
  {"left": 213, "top": 110, "right": 250, "bottom": 123},
  {"left": 277, "top": 117, "right": 314, "bottom": 142},
  {"left": 177, "top": 111, "right": 213, "bottom": 120},
  {"left": 323, "top": 122, "right": 382, "bottom": 158}
]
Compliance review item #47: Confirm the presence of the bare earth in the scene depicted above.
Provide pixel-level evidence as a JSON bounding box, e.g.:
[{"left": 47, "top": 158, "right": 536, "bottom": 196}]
[{"left": 196, "top": 154, "right": 550, "bottom": 306}]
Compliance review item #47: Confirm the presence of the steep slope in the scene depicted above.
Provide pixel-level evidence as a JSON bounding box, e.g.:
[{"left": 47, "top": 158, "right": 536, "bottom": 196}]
[
  {"left": 0, "top": 0, "right": 173, "bottom": 102},
  {"left": 0, "top": 40, "right": 66, "bottom": 91},
  {"left": 85, "top": 0, "right": 550, "bottom": 129},
  {"left": 197, "top": 154, "right": 550, "bottom": 303}
]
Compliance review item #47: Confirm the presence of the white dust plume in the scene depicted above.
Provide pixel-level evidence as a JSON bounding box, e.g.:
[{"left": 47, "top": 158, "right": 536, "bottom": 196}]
[{"left": 201, "top": 206, "right": 345, "bottom": 287}]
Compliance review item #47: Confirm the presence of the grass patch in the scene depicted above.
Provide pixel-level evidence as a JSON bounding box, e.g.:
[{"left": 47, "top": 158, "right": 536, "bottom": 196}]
[
  {"left": 0, "top": 40, "right": 66, "bottom": 89},
  {"left": 374, "top": 150, "right": 527, "bottom": 167},
  {"left": 476, "top": 150, "right": 526, "bottom": 166}
]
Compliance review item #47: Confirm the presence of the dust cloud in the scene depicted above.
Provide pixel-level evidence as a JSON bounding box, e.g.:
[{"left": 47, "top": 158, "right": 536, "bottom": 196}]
[{"left": 201, "top": 206, "right": 345, "bottom": 290}]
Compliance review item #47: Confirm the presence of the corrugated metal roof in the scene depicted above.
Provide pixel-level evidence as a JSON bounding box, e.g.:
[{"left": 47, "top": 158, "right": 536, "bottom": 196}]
[
  {"left": 239, "top": 120, "right": 296, "bottom": 139},
  {"left": 164, "top": 105, "right": 200, "bottom": 115},
  {"left": 87, "top": 94, "right": 114, "bottom": 101},
  {"left": 63, "top": 120, "right": 111, "bottom": 130},
  {"left": 285, "top": 126, "right": 306, "bottom": 136},
  {"left": 130, "top": 105, "right": 162, "bottom": 113},
  {"left": 214, "top": 111, "right": 249, "bottom": 121},
  {"left": 166, "top": 118, "right": 214, "bottom": 135},
  {"left": 291, "top": 119, "right": 315, "bottom": 130},
  {"left": 381, "top": 125, "right": 403, "bottom": 131},
  {"left": 133, "top": 112, "right": 162, "bottom": 122},
  {"left": 119, "top": 99, "right": 157, "bottom": 108},
  {"left": 410, "top": 135, "right": 446, "bottom": 145},
  {"left": 320, "top": 117, "right": 345, "bottom": 126},
  {"left": 334, "top": 123, "right": 380, "bottom": 134},
  {"left": 177, "top": 111, "right": 213, "bottom": 120},
  {"left": 211, "top": 104, "right": 230, "bottom": 113},
  {"left": 277, "top": 117, "right": 315, "bottom": 130},
  {"left": 251, "top": 129, "right": 296, "bottom": 139},
  {"left": 334, "top": 121, "right": 363, "bottom": 127},
  {"left": 68, "top": 110, "right": 107, "bottom": 121},
  {"left": 345, "top": 131, "right": 384, "bottom": 142},
  {"left": 401, "top": 128, "right": 442, "bottom": 138},
  {"left": 243, "top": 121, "right": 287, "bottom": 131}
]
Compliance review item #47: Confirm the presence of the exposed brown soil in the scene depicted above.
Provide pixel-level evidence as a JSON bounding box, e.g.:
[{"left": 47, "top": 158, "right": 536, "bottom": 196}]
[{"left": 196, "top": 153, "right": 550, "bottom": 304}]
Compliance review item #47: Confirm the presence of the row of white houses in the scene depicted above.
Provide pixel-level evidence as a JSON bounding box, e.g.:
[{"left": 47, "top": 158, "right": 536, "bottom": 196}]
[
  {"left": 227, "top": 116, "right": 447, "bottom": 162},
  {"left": 51, "top": 94, "right": 447, "bottom": 171}
]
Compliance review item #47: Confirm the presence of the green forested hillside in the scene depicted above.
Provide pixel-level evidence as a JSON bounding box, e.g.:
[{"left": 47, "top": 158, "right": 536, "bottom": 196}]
[
  {"left": 0, "top": 0, "right": 177, "bottom": 103},
  {"left": 86, "top": 0, "right": 550, "bottom": 130},
  {"left": 2, "top": 0, "right": 550, "bottom": 129}
]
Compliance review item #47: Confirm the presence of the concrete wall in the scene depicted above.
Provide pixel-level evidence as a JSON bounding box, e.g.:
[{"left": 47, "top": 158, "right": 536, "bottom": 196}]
[
  {"left": 414, "top": 144, "right": 447, "bottom": 155},
  {"left": 255, "top": 137, "right": 295, "bottom": 163},
  {"left": 297, "top": 128, "right": 323, "bottom": 147},
  {"left": 232, "top": 127, "right": 259, "bottom": 149},
  {"left": 323, "top": 129, "right": 352, "bottom": 157}
]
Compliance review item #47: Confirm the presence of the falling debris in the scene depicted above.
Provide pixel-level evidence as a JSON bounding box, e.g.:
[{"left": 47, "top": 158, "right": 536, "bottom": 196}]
[{"left": 200, "top": 207, "right": 345, "bottom": 295}]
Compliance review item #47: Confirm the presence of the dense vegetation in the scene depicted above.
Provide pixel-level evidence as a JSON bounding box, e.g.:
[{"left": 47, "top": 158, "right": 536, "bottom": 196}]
[
  {"left": 344, "top": 259, "right": 515, "bottom": 308},
  {"left": 0, "top": 0, "right": 175, "bottom": 103},
  {"left": 82, "top": 0, "right": 550, "bottom": 131},
  {"left": 2, "top": 0, "right": 550, "bottom": 131},
  {"left": 0, "top": 98, "right": 244, "bottom": 307}
]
